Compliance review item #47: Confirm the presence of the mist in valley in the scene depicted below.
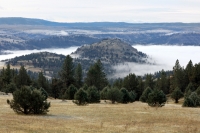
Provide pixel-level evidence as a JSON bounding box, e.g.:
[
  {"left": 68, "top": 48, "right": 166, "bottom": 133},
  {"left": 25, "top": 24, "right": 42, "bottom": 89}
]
[{"left": 1, "top": 45, "right": 200, "bottom": 78}]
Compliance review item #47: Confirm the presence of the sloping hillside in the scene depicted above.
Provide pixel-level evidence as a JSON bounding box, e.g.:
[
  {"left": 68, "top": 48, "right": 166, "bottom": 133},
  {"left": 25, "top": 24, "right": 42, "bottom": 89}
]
[{"left": 73, "top": 38, "right": 148, "bottom": 64}]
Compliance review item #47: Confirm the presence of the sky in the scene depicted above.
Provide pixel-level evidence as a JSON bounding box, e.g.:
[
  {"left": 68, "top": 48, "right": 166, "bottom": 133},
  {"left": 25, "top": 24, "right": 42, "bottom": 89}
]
[{"left": 0, "top": 0, "right": 200, "bottom": 23}]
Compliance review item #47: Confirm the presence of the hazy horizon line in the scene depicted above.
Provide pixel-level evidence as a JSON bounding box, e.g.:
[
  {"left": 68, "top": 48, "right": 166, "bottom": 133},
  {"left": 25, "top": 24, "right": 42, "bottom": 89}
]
[{"left": 1, "top": 17, "right": 200, "bottom": 24}]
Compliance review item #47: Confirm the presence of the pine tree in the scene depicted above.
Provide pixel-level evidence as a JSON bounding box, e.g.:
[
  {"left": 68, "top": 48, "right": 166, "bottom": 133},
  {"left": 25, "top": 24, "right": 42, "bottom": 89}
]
[
  {"left": 16, "top": 66, "right": 31, "bottom": 87},
  {"left": 85, "top": 60, "right": 108, "bottom": 91},
  {"left": 172, "top": 59, "right": 185, "bottom": 92},
  {"left": 139, "top": 87, "right": 152, "bottom": 102},
  {"left": 107, "top": 87, "right": 123, "bottom": 104},
  {"left": 73, "top": 88, "right": 88, "bottom": 105},
  {"left": 147, "top": 89, "right": 166, "bottom": 107},
  {"left": 87, "top": 86, "right": 100, "bottom": 103},
  {"left": 122, "top": 73, "right": 138, "bottom": 92},
  {"left": 74, "top": 63, "right": 83, "bottom": 88},
  {"left": 120, "top": 88, "right": 131, "bottom": 104},
  {"left": 64, "top": 84, "right": 77, "bottom": 100},
  {"left": 59, "top": 55, "right": 75, "bottom": 89},
  {"left": 7, "top": 86, "right": 50, "bottom": 114},
  {"left": 37, "top": 72, "right": 50, "bottom": 94},
  {"left": 171, "top": 87, "right": 183, "bottom": 103}
]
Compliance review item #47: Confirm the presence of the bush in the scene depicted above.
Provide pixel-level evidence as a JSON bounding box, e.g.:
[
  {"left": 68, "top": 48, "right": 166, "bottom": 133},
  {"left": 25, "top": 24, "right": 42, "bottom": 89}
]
[
  {"left": 129, "top": 91, "right": 137, "bottom": 103},
  {"left": 3, "top": 82, "right": 17, "bottom": 93},
  {"left": 183, "top": 92, "right": 200, "bottom": 107},
  {"left": 100, "top": 86, "right": 109, "bottom": 100},
  {"left": 63, "top": 84, "right": 77, "bottom": 100},
  {"left": 87, "top": 86, "right": 100, "bottom": 103},
  {"left": 120, "top": 88, "right": 131, "bottom": 104},
  {"left": 147, "top": 89, "right": 166, "bottom": 107},
  {"left": 73, "top": 89, "right": 88, "bottom": 105},
  {"left": 107, "top": 87, "right": 123, "bottom": 104},
  {"left": 7, "top": 86, "right": 50, "bottom": 114},
  {"left": 139, "top": 87, "right": 152, "bottom": 102},
  {"left": 171, "top": 87, "right": 183, "bottom": 103}
]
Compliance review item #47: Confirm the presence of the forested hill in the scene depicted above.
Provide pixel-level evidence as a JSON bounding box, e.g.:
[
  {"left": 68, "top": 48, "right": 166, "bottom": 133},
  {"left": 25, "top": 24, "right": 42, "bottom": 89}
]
[
  {"left": 4, "top": 39, "right": 149, "bottom": 78},
  {"left": 5, "top": 52, "right": 66, "bottom": 77},
  {"left": 73, "top": 38, "right": 148, "bottom": 64}
]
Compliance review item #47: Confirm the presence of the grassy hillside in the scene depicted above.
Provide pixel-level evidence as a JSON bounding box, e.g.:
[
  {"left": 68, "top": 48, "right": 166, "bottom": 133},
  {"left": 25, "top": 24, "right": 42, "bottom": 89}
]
[{"left": 1, "top": 95, "right": 200, "bottom": 133}]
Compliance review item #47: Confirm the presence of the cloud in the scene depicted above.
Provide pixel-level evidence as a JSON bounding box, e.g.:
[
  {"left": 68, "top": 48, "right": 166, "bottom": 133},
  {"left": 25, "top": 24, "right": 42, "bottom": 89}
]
[
  {"left": 0, "top": 0, "right": 200, "bottom": 22},
  {"left": 111, "top": 45, "right": 200, "bottom": 78}
]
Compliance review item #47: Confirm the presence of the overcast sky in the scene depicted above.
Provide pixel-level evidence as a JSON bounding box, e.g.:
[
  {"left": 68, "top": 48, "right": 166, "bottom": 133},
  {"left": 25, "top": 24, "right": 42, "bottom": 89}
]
[{"left": 0, "top": 0, "right": 200, "bottom": 22}]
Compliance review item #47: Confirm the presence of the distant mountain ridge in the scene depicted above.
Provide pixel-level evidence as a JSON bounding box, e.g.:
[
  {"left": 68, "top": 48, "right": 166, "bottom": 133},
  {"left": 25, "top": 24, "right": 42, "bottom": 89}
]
[{"left": 1, "top": 17, "right": 200, "bottom": 27}]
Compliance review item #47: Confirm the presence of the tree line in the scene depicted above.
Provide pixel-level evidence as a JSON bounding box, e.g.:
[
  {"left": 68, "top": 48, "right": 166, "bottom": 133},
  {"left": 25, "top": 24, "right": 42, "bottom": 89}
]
[{"left": 1, "top": 56, "right": 200, "bottom": 114}]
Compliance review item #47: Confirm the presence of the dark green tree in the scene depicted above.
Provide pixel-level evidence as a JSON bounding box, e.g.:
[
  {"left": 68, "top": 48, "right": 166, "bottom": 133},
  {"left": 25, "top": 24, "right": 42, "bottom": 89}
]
[
  {"left": 7, "top": 86, "right": 50, "bottom": 114},
  {"left": 73, "top": 88, "right": 88, "bottom": 105},
  {"left": 129, "top": 91, "right": 136, "bottom": 103},
  {"left": 139, "top": 87, "right": 152, "bottom": 102},
  {"left": 85, "top": 60, "right": 108, "bottom": 91},
  {"left": 16, "top": 66, "right": 31, "bottom": 87},
  {"left": 64, "top": 84, "right": 77, "bottom": 100},
  {"left": 51, "top": 78, "right": 62, "bottom": 99},
  {"left": 59, "top": 55, "right": 75, "bottom": 89},
  {"left": 147, "top": 89, "right": 167, "bottom": 107},
  {"left": 37, "top": 72, "right": 50, "bottom": 94},
  {"left": 171, "top": 87, "right": 183, "bottom": 103},
  {"left": 87, "top": 86, "right": 100, "bottom": 103},
  {"left": 144, "top": 74, "right": 154, "bottom": 89},
  {"left": 100, "top": 86, "right": 109, "bottom": 100},
  {"left": 74, "top": 63, "right": 83, "bottom": 88},
  {"left": 172, "top": 60, "right": 185, "bottom": 92},
  {"left": 156, "top": 70, "right": 170, "bottom": 94},
  {"left": 196, "top": 86, "right": 200, "bottom": 95},
  {"left": 107, "top": 87, "right": 123, "bottom": 104},
  {"left": 183, "top": 92, "right": 200, "bottom": 107},
  {"left": 120, "top": 88, "right": 131, "bottom": 104},
  {"left": 122, "top": 73, "right": 138, "bottom": 92},
  {"left": 185, "top": 82, "right": 196, "bottom": 93}
]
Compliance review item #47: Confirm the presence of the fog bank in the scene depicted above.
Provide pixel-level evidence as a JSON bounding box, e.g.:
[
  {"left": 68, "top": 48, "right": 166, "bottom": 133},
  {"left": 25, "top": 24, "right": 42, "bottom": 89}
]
[{"left": 112, "top": 45, "right": 200, "bottom": 78}]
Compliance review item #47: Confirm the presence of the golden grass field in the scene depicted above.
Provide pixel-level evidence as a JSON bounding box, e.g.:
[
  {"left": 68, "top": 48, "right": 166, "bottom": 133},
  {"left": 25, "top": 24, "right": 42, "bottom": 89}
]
[{"left": 0, "top": 95, "right": 200, "bottom": 133}]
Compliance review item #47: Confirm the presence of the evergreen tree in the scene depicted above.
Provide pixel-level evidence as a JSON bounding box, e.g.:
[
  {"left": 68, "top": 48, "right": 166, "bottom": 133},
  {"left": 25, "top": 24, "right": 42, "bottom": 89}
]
[
  {"left": 74, "top": 63, "right": 83, "bottom": 88},
  {"left": 185, "top": 82, "right": 196, "bottom": 93},
  {"left": 3, "top": 63, "right": 12, "bottom": 85},
  {"left": 185, "top": 60, "right": 194, "bottom": 85},
  {"left": 196, "top": 86, "right": 200, "bottom": 95},
  {"left": 64, "top": 84, "right": 77, "bottom": 100},
  {"left": 16, "top": 66, "right": 31, "bottom": 87},
  {"left": 122, "top": 73, "right": 138, "bottom": 92},
  {"left": 120, "top": 88, "right": 131, "bottom": 104},
  {"left": 139, "top": 87, "right": 152, "bottom": 102},
  {"left": 87, "top": 86, "right": 100, "bottom": 103},
  {"left": 85, "top": 60, "right": 108, "bottom": 91},
  {"left": 7, "top": 86, "right": 50, "bottom": 114},
  {"left": 37, "top": 72, "right": 50, "bottom": 94},
  {"left": 172, "top": 60, "right": 186, "bottom": 92},
  {"left": 147, "top": 89, "right": 166, "bottom": 107},
  {"left": 51, "top": 78, "right": 62, "bottom": 99},
  {"left": 107, "top": 87, "right": 123, "bottom": 104},
  {"left": 183, "top": 92, "right": 200, "bottom": 107},
  {"left": 129, "top": 91, "right": 137, "bottom": 103},
  {"left": 144, "top": 74, "right": 154, "bottom": 89},
  {"left": 73, "top": 88, "right": 88, "bottom": 105},
  {"left": 59, "top": 55, "right": 75, "bottom": 89},
  {"left": 100, "top": 86, "right": 109, "bottom": 100},
  {"left": 171, "top": 87, "right": 183, "bottom": 103},
  {"left": 156, "top": 70, "right": 170, "bottom": 94}
]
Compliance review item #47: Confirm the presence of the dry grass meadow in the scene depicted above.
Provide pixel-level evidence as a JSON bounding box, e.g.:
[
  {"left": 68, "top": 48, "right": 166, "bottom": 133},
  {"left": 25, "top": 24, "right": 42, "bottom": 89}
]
[{"left": 0, "top": 95, "right": 200, "bottom": 133}]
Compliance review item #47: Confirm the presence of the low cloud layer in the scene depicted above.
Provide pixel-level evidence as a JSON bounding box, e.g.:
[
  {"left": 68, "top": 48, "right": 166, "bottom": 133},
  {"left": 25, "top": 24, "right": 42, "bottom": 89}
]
[
  {"left": 1, "top": 45, "right": 200, "bottom": 78},
  {"left": 112, "top": 45, "right": 200, "bottom": 78}
]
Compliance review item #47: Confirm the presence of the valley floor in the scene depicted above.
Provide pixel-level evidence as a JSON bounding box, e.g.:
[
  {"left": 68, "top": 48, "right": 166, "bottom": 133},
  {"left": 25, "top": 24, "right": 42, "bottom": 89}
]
[{"left": 0, "top": 95, "right": 200, "bottom": 133}]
